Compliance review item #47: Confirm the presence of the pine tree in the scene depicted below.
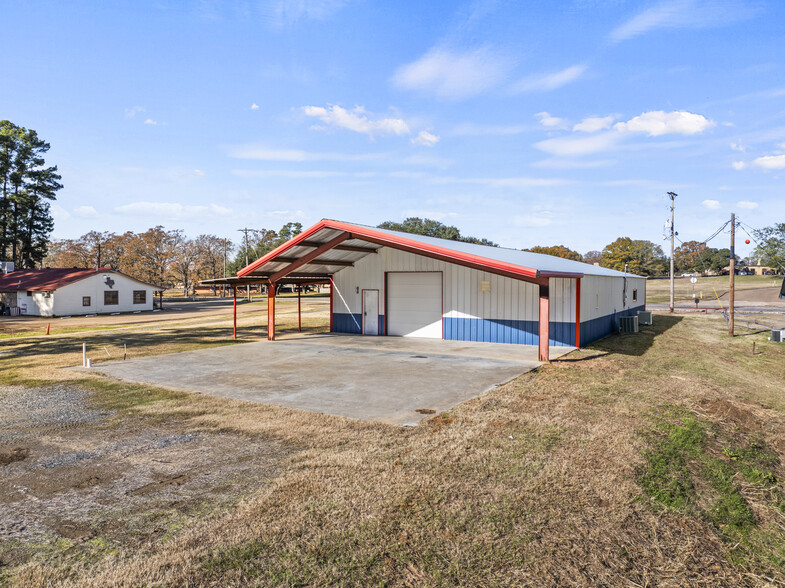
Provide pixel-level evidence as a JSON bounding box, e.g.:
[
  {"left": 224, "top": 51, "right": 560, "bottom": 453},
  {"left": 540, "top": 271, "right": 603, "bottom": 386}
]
[{"left": 0, "top": 121, "right": 60, "bottom": 267}]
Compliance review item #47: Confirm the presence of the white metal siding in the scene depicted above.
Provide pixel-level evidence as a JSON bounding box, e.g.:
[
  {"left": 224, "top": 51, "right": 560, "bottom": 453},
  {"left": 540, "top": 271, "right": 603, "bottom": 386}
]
[{"left": 386, "top": 272, "right": 442, "bottom": 337}]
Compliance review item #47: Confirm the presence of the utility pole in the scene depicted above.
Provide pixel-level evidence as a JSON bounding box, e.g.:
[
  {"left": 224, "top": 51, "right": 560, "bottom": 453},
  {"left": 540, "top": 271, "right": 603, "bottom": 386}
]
[
  {"left": 729, "top": 212, "right": 736, "bottom": 336},
  {"left": 238, "top": 228, "right": 254, "bottom": 302},
  {"left": 667, "top": 192, "right": 677, "bottom": 313}
]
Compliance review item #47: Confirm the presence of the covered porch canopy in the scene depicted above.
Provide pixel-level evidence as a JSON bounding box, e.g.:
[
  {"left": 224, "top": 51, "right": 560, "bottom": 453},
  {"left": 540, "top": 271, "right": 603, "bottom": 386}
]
[{"left": 222, "top": 219, "right": 585, "bottom": 361}]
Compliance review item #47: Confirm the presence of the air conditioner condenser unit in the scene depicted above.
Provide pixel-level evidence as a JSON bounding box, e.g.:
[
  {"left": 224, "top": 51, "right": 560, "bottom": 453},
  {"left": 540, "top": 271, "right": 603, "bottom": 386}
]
[
  {"left": 619, "top": 316, "right": 639, "bottom": 334},
  {"left": 637, "top": 311, "right": 653, "bottom": 326}
]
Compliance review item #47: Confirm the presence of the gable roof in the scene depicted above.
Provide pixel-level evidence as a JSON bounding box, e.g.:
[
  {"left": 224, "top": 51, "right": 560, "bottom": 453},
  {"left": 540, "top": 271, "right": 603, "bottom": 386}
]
[
  {"left": 0, "top": 268, "right": 161, "bottom": 292},
  {"left": 237, "top": 219, "right": 640, "bottom": 283}
]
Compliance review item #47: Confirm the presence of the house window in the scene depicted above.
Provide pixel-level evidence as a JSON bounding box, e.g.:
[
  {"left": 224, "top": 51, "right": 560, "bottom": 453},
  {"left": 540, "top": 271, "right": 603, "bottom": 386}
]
[
  {"left": 633, "top": 289, "right": 638, "bottom": 302},
  {"left": 595, "top": 293, "right": 599, "bottom": 310},
  {"left": 133, "top": 290, "right": 146, "bottom": 304},
  {"left": 82, "top": 296, "right": 91, "bottom": 307},
  {"left": 104, "top": 291, "right": 118, "bottom": 305}
]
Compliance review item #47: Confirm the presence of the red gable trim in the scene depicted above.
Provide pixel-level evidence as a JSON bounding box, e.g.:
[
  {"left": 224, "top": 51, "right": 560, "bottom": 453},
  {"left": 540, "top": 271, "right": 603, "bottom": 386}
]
[
  {"left": 0, "top": 268, "right": 163, "bottom": 292},
  {"left": 237, "top": 219, "right": 583, "bottom": 281}
]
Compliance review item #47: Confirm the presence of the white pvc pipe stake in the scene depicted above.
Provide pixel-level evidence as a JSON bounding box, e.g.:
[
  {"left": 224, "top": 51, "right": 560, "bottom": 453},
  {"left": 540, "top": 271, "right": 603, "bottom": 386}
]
[{"left": 82, "top": 342, "right": 87, "bottom": 367}]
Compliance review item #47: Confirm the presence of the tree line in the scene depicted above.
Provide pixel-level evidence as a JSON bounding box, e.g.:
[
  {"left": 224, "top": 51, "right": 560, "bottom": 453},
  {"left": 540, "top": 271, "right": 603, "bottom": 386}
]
[
  {"left": 46, "top": 223, "right": 310, "bottom": 293},
  {"left": 40, "top": 216, "right": 785, "bottom": 287},
  {"left": 1, "top": 121, "right": 60, "bottom": 268}
]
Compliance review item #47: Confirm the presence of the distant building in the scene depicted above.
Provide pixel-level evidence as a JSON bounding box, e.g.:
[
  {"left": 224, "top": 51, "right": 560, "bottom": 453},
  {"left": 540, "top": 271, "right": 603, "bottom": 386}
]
[{"left": 0, "top": 266, "right": 161, "bottom": 316}]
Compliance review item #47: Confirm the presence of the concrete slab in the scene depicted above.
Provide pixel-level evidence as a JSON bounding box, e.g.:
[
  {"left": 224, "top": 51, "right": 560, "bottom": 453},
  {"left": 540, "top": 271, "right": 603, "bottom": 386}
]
[{"left": 93, "top": 334, "right": 574, "bottom": 426}]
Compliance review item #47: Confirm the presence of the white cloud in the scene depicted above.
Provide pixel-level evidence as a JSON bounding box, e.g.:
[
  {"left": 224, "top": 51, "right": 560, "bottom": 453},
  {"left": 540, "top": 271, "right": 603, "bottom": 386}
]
[
  {"left": 534, "top": 132, "right": 621, "bottom": 157},
  {"left": 144, "top": 118, "right": 157, "bottom": 125},
  {"left": 609, "top": 0, "right": 758, "bottom": 43},
  {"left": 411, "top": 130, "right": 440, "bottom": 147},
  {"left": 269, "top": 0, "right": 351, "bottom": 24},
  {"left": 124, "top": 106, "right": 145, "bottom": 118},
  {"left": 573, "top": 115, "right": 615, "bottom": 133},
  {"left": 430, "top": 176, "right": 571, "bottom": 188},
  {"left": 737, "top": 200, "right": 759, "bottom": 209},
  {"left": 114, "top": 202, "right": 232, "bottom": 219},
  {"left": 250, "top": 103, "right": 260, "bottom": 110},
  {"left": 614, "top": 110, "right": 714, "bottom": 136},
  {"left": 535, "top": 112, "right": 567, "bottom": 128},
  {"left": 50, "top": 204, "right": 70, "bottom": 221},
  {"left": 191, "top": 169, "right": 206, "bottom": 177},
  {"left": 401, "top": 154, "right": 454, "bottom": 167},
  {"left": 73, "top": 205, "right": 98, "bottom": 218},
  {"left": 514, "top": 213, "right": 553, "bottom": 227},
  {"left": 450, "top": 123, "right": 531, "bottom": 136},
  {"left": 226, "top": 145, "right": 385, "bottom": 162},
  {"left": 402, "top": 210, "right": 458, "bottom": 221},
  {"left": 753, "top": 154, "right": 785, "bottom": 170},
  {"left": 533, "top": 158, "right": 615, "bottom": 169},
  {"left": 730, "top": 142, "right": 746, "bottom": 152},
  {"left": 302, "top": 104, "right": 410, "bottom": 137},
  {"left": 732, "top": 161, "right": 746, "bottom": 170},
  {"left": 231, "top": 169, "right": 347, "bottom": 179},
  {"left": 512, "top": 64, "right": 586, "bottom": 93},
  {"left": 392, "top": 47, "right": 511, "bottom": 100},
  {"left": 702, "top": 199, "right": 722, "bottom": 210}
]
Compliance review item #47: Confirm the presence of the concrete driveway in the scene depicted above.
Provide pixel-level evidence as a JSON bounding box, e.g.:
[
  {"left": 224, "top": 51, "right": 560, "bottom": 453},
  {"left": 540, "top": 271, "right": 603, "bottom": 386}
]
[{"left": 93, "top": 334, "right": 573, "bottom": 425}]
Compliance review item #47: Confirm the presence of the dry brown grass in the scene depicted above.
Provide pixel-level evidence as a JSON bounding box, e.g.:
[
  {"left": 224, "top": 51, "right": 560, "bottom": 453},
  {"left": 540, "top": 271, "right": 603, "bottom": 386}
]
[{"left": 2, "top": 308, "right": 785, "bottom": 587}]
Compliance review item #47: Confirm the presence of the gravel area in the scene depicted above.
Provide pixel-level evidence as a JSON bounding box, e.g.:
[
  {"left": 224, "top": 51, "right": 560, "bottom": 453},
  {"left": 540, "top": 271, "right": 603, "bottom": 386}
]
[
  {"left": 0, "top": 386, "right": 113, "bottom": 444},
  {"left": 0, "top": 385, "right": 291, "bottom": 570}
]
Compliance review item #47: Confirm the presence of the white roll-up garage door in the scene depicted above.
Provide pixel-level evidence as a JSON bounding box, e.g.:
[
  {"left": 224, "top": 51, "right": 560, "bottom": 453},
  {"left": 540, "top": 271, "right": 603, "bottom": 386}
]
[{"left": 386, "top": 272, "right": 443, "bottom": 338}]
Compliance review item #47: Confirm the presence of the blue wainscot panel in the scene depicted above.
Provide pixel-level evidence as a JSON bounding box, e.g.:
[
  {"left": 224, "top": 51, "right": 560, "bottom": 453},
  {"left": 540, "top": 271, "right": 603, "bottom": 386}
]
[
  {"left": 332, "top": 313, "right": 385, "bottom": 335},
  {"left": 443, "top": 317, "right": 576, "bottom": 347},
  {"left": 333, "top": 313, "right": 362, "bottom": 334},
  {"left": 580, "top": 305, "right": 645, "bottom": 347}
]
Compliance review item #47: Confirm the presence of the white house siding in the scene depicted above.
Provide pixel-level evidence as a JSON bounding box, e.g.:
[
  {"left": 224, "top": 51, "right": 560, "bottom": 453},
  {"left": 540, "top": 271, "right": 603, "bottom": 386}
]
[
  {"left": 17, "top": 291, "right": 54, "bottom": 316},
  {"left": 44, "top": 272, "right": 156, "bottom": 317},
  {"left": 331, "top": 247, "right": 579, "bottom": 346}
]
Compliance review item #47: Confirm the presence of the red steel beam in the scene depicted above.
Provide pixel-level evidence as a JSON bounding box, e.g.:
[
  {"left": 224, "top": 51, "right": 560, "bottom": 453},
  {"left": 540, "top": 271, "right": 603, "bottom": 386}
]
[
  {"left": 269, "top": 233, "right": 350, "bottom": 284},
  {"left": 575, "top": 277, "right": 581, "bottom": 349},
  {"left": 539, "top": 283, "right": 550, "bottom": 362}
]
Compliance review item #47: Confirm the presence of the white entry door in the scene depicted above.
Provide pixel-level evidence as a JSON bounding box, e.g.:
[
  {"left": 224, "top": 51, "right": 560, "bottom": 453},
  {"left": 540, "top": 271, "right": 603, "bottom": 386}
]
[
  {"left": 362, "top": 290, "right": 379, "bottom": 335},
  {"left": 386, "top": 272, "right": 443, "bottom": 338}
]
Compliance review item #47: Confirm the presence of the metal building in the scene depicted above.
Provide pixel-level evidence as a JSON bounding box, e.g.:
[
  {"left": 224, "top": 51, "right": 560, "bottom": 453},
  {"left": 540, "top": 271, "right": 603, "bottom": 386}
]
[{"left": 237, "top": 220, "right": 647, "bottom": 361}]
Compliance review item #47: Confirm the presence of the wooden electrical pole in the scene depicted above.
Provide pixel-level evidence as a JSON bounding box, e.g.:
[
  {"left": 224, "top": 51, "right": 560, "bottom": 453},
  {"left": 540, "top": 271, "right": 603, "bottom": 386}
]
[
  {"left": 668, "top": 192, "right": 677, "bottom": 313},
  {"left": 729, "top": 213, "right": 735, "bottom": 336}
]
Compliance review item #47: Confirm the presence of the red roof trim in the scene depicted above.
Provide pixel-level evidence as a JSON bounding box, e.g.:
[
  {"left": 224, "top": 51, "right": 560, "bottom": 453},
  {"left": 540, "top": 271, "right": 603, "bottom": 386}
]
[
  {"left": 0, "top": 268, "right": 163, "bottom": 292},
  {"left": 237, "top": 219, "right": 584, "bottom": 280}
]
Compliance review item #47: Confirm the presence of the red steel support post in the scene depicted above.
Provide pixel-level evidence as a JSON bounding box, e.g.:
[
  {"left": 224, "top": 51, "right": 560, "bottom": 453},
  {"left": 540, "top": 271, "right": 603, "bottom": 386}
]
[
  {"left": 575, "top": 277, "right": 581, "bottom": 349},
  {"left": 329, "top": 278, "right": 334, "bottom": 333},
  {"left": 267, "top": 281, "right": 276, "bottom": 341},
  {"left": 232, "top": 287, "right": 237, "bottom": 340},
  {"left": 538, "top": 283, "right": 550, "bottom": 362},
  {"left": 297, "top": 286, "right": 302, "bottom": 332}
]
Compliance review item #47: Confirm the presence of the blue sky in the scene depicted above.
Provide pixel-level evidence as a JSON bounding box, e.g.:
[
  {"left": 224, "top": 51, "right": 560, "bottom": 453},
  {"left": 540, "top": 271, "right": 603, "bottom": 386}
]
[{"left": 2, "top": 0, "right": 784, "bottom": 257}]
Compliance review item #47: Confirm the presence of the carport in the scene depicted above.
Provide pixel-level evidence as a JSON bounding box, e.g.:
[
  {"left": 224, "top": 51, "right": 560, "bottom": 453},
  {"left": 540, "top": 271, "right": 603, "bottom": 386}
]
[{"left": 229, "top": 220, "right": 587, "bottom": 362}]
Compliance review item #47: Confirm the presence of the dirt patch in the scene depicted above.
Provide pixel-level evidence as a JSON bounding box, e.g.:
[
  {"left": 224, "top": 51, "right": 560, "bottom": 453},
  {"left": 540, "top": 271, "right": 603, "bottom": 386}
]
[
  {"left": 0, "top": 385, "right": 292, "bottom": 569},
  {"left": 700, "top": 398, "right": 762, "bottom": 432},
  {"left": 0, "top": 448, "right": 28, "bottom": 466}
]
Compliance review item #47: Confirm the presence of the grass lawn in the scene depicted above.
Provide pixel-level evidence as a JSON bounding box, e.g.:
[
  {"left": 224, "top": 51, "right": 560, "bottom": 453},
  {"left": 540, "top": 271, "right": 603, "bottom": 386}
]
[
  {"left": 1, "top": 303, "right": 784, "bottom": 587},
  {"left": 646, "top": 275, "right": 782, "bottom": 304}
]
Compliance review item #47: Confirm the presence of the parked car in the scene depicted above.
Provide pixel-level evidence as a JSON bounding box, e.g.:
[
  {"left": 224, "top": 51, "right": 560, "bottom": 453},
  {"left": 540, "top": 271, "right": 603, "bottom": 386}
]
[{"left": 680, "top": 272, "right": 695, "bottom": 277}]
